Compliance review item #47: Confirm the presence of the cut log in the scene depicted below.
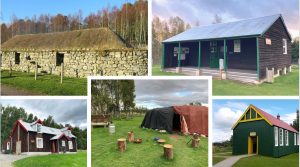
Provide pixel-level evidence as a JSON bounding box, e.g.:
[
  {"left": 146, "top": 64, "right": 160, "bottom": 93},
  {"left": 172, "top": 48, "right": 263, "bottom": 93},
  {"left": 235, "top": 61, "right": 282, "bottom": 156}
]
[
  {"left": 128, "top": 131, "right": 134, "bottom": 142},
  {"left": 163, "top": 144, "right": 173, "bottom": 160},
  {"left": 192, "top": 138, "right": 200, "bottom": 148},
  {"left": 157, "top": 139, "right": 166, "bottom": 144},
  {"left": 193, "top": 133, "right": 200, "bottom": 139},
  {"left": 117, "top": 138, "right": 126, "bottom": 152}
]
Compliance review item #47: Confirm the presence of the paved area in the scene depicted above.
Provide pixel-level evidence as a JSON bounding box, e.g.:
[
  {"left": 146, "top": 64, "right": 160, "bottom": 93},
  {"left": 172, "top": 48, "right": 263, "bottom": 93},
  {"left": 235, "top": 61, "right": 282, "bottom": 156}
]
[
  {"left": 1, "top": 85, "right": 42, "bottom": 96},
  {"left": 214, "top": 154, "right": 255, "bottom": 167},
  {"left": 0, "top": 153, "right": 30, "bottom": 167}
]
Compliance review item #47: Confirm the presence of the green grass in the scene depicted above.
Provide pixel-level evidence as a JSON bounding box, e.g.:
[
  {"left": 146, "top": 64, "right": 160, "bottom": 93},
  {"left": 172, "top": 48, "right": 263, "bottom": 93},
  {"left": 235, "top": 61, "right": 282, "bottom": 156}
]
[
  {"left": 213, "top": 68, "right": 299, "bottom": 96},
  {"left": 213, "top": 157, "right": 226, "bottom": 165},
  {"left": 1, "top": 70, "right": 87, "bottom": 95},
  {"left": 213, "top": 146, "right": 233, "bottom": 165},
  {"left": 152, "top": 65, "right": 185, "bottom": 76},
  {"left": 92, "top": 116, "right": 208, "bottom": 167},
  {"left": 13, "top": 150, "right": 87, "bottom": 167},
  {"left": 233, "top": 153, "right": 299, "bottom": 167}
]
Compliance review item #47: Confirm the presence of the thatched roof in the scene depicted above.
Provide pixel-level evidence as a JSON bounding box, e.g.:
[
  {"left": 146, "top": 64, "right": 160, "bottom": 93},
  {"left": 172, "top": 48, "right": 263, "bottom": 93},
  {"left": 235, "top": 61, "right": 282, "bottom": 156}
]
[{"left": 1, "top": 28, "right": 127, "bottom": 51}]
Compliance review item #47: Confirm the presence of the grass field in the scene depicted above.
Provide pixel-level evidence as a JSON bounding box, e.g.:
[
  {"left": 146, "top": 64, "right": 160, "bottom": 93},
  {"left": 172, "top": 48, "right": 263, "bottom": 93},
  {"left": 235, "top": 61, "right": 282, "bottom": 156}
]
[
  {"left": 213, "top": 68, "right": 299, "bottom": 96},
  {"left": 13, "top": 150, "right": 87, "bottom": 167},
  {"left": 1, "top": 70, "right": 87, "bottom": 95},
  {"left": 233, "top": 153, "right": 299, "bottom": 167},
  {"left": 152, "top": 65, "right": 185, "bottom": 76},
  {"left": 213, "top": 146, "right": 232, "bottom": 165},
  {"left": 92, "top": 117, "right": 208, "bottom": 167}
]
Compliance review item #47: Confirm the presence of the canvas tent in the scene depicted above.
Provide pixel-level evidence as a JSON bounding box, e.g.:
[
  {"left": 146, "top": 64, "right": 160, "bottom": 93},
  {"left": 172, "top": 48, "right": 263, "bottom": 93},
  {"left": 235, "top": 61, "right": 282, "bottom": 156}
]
[{"left": 140, "top": 106, "right": 208, "bottom": 136}]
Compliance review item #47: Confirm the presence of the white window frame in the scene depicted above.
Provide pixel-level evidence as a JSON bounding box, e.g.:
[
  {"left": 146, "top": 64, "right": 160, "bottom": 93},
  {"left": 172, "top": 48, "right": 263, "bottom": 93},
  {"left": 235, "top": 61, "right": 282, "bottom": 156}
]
[
  {"left": 68, "top": 141, "right": 73, "bottom": 150},
  {"left": 297, "top": 134, "right": 299, "bottom": 145},
  {"left": 294, "top": 133, "right": 297, "bottom": 146},
  {"left": 7, "top": 142, "right": 10, "bottom": 150},
  {"left": 62, "top": 140, "right": 66, "bottom": 147},
  {"left": 279, "top": 128, "right": 284, "bottom": 146},
  {"left": 37, "top": 123, "right": 42, "bottom": 133},
  {"left": 234, "top": 40, "right": 241, "bottom": 53},
  {"left": 285, "top": 130, "right": 289, "bottom": 146},
  {"left": 283, "top": 38, "right": 287, "bottom": 54},
  {"left": 36, "top": 138, "right": 43, "bottom": 148},
  {"left": 265, "top": 38, "right": 272, "bottom": 45},
  {"left": 274, "top": 127, "right": 278, "bottom": 146}
]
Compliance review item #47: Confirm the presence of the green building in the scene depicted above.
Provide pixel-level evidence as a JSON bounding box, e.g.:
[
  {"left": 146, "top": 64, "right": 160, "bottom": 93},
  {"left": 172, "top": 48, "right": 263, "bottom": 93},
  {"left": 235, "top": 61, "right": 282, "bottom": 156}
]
[{"left": 232, "top": 104, "right": 299, "bottom": 157}]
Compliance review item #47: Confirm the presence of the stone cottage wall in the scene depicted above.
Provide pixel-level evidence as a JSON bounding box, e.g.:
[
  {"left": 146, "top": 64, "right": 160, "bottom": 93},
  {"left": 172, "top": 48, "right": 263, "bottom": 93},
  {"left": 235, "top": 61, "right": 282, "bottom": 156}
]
[{"left": 1, "top": 49, "right": 148, "bottom": 77}]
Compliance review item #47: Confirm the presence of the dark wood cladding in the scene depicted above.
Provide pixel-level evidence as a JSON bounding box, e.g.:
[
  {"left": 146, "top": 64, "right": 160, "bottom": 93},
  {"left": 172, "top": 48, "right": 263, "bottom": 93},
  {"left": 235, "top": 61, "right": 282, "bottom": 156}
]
[
  {"left": 164, "top": 43, "right": 178, "bottom": 68},
  {"left": 259, "top": 18, "right": 292, "bottom": 78},
  {"left": 11, "top": 124, "right": 28, "bottom": 153},
  {"left": 29, "top": 132, "right": 53, "bottom": 152}
]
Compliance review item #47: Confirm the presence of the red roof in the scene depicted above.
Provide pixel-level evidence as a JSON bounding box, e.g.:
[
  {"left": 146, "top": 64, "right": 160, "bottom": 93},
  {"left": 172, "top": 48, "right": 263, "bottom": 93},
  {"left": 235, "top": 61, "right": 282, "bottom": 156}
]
[{"left": 252, "top": 105, "right": 298, "bottom": 133}]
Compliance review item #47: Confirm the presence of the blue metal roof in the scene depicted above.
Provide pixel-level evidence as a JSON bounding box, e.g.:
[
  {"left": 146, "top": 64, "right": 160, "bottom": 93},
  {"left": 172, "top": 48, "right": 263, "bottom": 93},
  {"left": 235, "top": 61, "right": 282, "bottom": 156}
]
[{"left": 163, "top": 14, "right": 290, "bottom": 43}]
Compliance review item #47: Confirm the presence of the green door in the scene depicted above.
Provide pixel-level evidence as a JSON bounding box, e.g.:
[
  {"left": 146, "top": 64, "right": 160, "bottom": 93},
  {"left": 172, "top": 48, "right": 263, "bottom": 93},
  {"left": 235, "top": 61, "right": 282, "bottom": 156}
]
[{"left": 209, "top": 41, "right": 219, "bottom": 68}]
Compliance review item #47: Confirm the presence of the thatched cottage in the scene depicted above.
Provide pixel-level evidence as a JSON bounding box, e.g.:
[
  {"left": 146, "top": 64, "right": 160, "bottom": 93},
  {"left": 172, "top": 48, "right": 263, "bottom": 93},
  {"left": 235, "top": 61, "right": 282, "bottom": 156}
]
[{"left": 0, "top": 28, "right": 148, "bottom": 77}]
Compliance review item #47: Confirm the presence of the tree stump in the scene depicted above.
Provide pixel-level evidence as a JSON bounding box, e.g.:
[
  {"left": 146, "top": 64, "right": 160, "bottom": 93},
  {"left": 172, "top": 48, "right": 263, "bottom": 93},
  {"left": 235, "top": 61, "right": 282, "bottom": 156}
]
[
  {"left": 157, "top": 139, "right": 166, "bottom": 144},
  {"left": 163, "top": 144, "right": 173, "bottom": 160},
  {"left": 192, "top": 138, "right": 200, "bottom": 148},
  {"left": 128, "top": 131, "right": 134, "bottom": 142},
  {"left": 117, "top": 138, "right": 126, "bottom": 152}
]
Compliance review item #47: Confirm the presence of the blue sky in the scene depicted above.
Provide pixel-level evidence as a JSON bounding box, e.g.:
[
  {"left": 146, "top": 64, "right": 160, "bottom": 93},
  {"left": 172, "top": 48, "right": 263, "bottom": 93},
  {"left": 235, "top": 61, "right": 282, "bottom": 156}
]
[
  {"left": 1, "top": 0, "right": 136, "bottom": 23},
  {"left": 153, "top": 0, "right": 299, "bottom": 38},
  {"left": 213, "top": 99, "right": 299, "bottom": 142}
]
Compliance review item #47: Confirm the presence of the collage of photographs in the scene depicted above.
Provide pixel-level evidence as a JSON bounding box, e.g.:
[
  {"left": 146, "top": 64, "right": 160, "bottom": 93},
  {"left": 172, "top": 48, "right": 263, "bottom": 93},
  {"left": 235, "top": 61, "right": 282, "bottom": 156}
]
[{"left": 0, "top": 0, "right": 299, "bottom": 167}]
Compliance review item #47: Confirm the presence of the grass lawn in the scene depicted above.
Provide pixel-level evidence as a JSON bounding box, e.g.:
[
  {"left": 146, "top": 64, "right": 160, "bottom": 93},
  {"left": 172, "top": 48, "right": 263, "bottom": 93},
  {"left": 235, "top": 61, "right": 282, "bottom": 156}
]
[
  {"left": 13, "top": 150, "right": 87, "bottom": 167},
  {"left": 233, "top": 153, "right": 299, "bottom": 167},
  {"left": 152, "top": 65, "right": 185, "bottom": 76},
  {"left": 92, "top": 116, "right": 208, "bottom": 167},
  {"left": 213, "top": 68, "right": 299, "bottom": 96},
  {"left": 1, "top": 70, "right": 87, "bottom": 95},
  {"left": 213, "top": 146, "right": 233, "bottom": 165},
  {"left": 213, "top": 157, "right": 226, "bottom": 165}
]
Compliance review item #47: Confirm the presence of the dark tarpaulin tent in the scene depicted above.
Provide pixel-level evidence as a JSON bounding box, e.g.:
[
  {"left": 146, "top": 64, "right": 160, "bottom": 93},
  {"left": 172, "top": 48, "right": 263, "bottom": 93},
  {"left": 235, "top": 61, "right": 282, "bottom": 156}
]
[{"left": 140, "top": 105, "right": 208, "bottom": 136}]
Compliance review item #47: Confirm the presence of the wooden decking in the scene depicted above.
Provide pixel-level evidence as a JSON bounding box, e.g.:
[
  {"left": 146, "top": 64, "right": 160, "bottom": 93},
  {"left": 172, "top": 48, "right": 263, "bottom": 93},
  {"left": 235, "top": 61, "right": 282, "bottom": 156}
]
[{"left": 164, "top": 67, "right": 259, "bottom": 84}]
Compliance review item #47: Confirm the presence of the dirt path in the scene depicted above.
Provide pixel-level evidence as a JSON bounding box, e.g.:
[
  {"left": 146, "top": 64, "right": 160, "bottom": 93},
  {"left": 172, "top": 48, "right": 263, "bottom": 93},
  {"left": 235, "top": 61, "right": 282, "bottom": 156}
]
[
  {"left": 0, "top": 153, "right": 30, "bottom": 167},
  {"left": 1, "top": 85, "right": 43, "bottom": 96},
  {"left": 213, "top": 154, "right": 255, "bottom": 167}
]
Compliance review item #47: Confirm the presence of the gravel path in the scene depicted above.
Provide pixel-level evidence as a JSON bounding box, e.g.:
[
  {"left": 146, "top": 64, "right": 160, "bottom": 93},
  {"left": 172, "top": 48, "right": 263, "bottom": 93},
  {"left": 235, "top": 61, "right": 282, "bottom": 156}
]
[
  {"left": 1, "top": 85, "right": 42, "bottom": 96},
  {"left": 213, "top": 154, "right": 255, "bottom": 167},
  {"left": 0, "top": 154, "right": 30, "bottom": 167}
]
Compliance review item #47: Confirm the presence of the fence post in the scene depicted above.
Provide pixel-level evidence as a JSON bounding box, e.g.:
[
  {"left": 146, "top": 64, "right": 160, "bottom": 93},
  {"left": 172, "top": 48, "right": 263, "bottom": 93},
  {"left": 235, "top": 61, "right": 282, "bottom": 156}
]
[
  {"left": 35, "top": 63, "right": 38, "bottom": 80},
  {"left": 61, "top": 63, "right": 64, "bottom": 84},
  {"left": 9, "top": 61, "right": 12, "bottom": 77}
]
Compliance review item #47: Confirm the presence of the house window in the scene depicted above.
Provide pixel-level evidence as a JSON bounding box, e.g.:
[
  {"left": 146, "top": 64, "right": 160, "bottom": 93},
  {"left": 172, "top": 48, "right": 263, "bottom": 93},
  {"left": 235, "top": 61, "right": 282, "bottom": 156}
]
[
  {"left": 62, "top": 140, "right": 66, "bottom": 147},
  {"left": 283, "top": 39, "right": 287, "bottom": 54},
  {"left": 56, "top": 53, "right": 64, "bottom": 66},
  {"left": 7, "top": 142, "right": 10, "bottom": 150},
  {"left": 15, "top": 52, "right": 20, "bottom": 64},
  {"left": 274, "top": 127, "right": 278, "bottom": 146},
  {"left": 285, "top": 130, "right": 289, "bottom": 146},
  {"left": 294, "top": 133, "right": 297, "bottom": 146},
  {"left": 279, "top": 128, "right": 284, "bottom": 146},
  {"left": 36, "top": 138, "right": 43, "bottom": 148},
  {"left": 69, "top": 141, "right": 73, "bottom": 149},
  {"left": 234, "top": 40, "right": 241, "bottom": 53},
  {"left": 265, "top": 38, "right": 272, "bottom": 45},
  {"left": 37, "top": 124, "right": 42, "bottom": 133}
]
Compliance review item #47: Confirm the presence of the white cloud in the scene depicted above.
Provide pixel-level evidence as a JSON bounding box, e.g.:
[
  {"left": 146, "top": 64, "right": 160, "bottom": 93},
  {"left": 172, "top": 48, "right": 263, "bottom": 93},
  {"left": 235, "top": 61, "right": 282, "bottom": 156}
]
[{"left": 281, "top": 113, "right": 297, "bottom": 125}]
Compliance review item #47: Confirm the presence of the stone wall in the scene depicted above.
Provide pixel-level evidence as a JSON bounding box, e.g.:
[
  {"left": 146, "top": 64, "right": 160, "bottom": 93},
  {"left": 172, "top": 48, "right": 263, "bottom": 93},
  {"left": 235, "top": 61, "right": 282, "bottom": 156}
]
[{"left": 0, "top": 49, "right": 148, "bottom": 77}]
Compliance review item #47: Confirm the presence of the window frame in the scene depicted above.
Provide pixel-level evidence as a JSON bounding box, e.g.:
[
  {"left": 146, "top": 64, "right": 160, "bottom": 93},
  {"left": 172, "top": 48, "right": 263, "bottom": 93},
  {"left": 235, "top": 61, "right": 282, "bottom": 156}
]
[
  {"left": 282, "top": 38, "right": 287, "bottom": 54},
  {"left": 56, "top": 53, "right": 64, "bottom": 66},
  {"left": 7, "top": 142, "right": 10, "bottom": 150},
  {"left": 279, "top": 128, "right": 284, "bottom": 146},
  {"left": 37, "top": 123, "right": 42, "bottom": 133},
  {"left": 36, "top": 138, "right": 43, "bottom": 148},
  {"left": 62, "top": 140, "right": 66, "bottom": 147},
  {"left": 68, "top": 141, "right": 73, "bottom": 150},
  {"left": 15, "top": 52, "right": 20, "bottom": 65},
  {"left": 234, "top": 40, "right": 241, "bottom": 53},
  {"left": 274, "top": 127, "right": 278, "bottom": 146},
  {"left": 285, "top": 130, "right": 289, "bottom": 146},
  {"left": 294, "top": 133, "right": 297, "bottom": 146}
]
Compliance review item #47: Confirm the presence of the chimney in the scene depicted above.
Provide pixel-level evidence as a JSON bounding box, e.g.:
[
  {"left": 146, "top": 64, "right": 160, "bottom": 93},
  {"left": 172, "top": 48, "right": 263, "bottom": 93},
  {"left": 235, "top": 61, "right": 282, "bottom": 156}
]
[{"left": 277, "top": 114, "right": 280, "bottom": 120}]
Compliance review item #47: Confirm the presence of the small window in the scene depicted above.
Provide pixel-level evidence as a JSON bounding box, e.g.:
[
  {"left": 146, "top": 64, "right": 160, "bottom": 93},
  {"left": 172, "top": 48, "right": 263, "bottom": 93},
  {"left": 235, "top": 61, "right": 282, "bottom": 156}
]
[
  {"left": 294, "top": 133, "right": 297, "bottom": 146},
  {"left": 265, "top": 38, "right": 272, "bottom": 45},
  {"left": 7, "top": 142, "right": 10, "bottom": 150},
  {"left": 36, "top": 138, "right": 43, "bottom": 148},
  {"left": 285, "top": 130, "right": 289, "bottom": 146},
  {"left": 56, "top": 53, "right": 64, "bottom": 66},
  {"left": 274, "top": 127, "right": 278, "bottom": 146},
  {"left": 15, "top": 52, "right": 20, "bottom": 64},
  {"left": 279, "top": 128, "right": 284, "bottom": 146},
  {"left": 62, "top": 140, "right": 66, "bottom": 147},
  {"left": 68, "top": 141, "right": 73, "bottom": 149},
  {"left": 234, "top": 40, "right": 241, "bottom": 53},
  {"left": 283, "top": 39, "right": 287, "bottom": 54},
  {"left": 37, "top": 124, "right": 42, "bottom": 133}
]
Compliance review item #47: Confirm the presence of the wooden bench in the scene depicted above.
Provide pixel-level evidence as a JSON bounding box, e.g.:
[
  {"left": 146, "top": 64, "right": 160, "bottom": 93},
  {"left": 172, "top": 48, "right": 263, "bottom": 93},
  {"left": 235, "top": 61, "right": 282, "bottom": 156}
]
[{"left": 91, "top": 115, "right": 110, "bottom": 127}]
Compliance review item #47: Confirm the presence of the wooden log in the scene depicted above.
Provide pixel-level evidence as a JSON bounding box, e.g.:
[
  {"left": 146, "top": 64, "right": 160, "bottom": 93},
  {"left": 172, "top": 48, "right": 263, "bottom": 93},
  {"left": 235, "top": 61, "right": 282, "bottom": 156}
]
[
  {"left": 127, "top": 131, "right": 134, "bottom": 142},
  {"left": 117, "top": 138, "right": 126, "bottom": 152},
  {"left": 157, "top": 139, "right": 166, "bottom": 144},
  {"left": 192, "top": 138, "right": 200, "bottom": 148},
  {"left": 193, "top": 133, "right": 200, "bottom": 139},
  {"left": 163, "top": 144, "right": 173, "bottom": 160}
]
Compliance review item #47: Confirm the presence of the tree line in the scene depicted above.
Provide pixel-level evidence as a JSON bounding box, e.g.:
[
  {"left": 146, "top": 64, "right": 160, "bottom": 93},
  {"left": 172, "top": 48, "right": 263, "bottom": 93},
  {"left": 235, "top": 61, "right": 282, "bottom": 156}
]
[
  {"left": 1, "top": 106, "right": 87, "bottom": 150},
  {"left": 91, "top": 80, "right": 136, "bottom": 119},
  {"left": 1, "top": 0, "right": 147, "bottom": 47}
]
